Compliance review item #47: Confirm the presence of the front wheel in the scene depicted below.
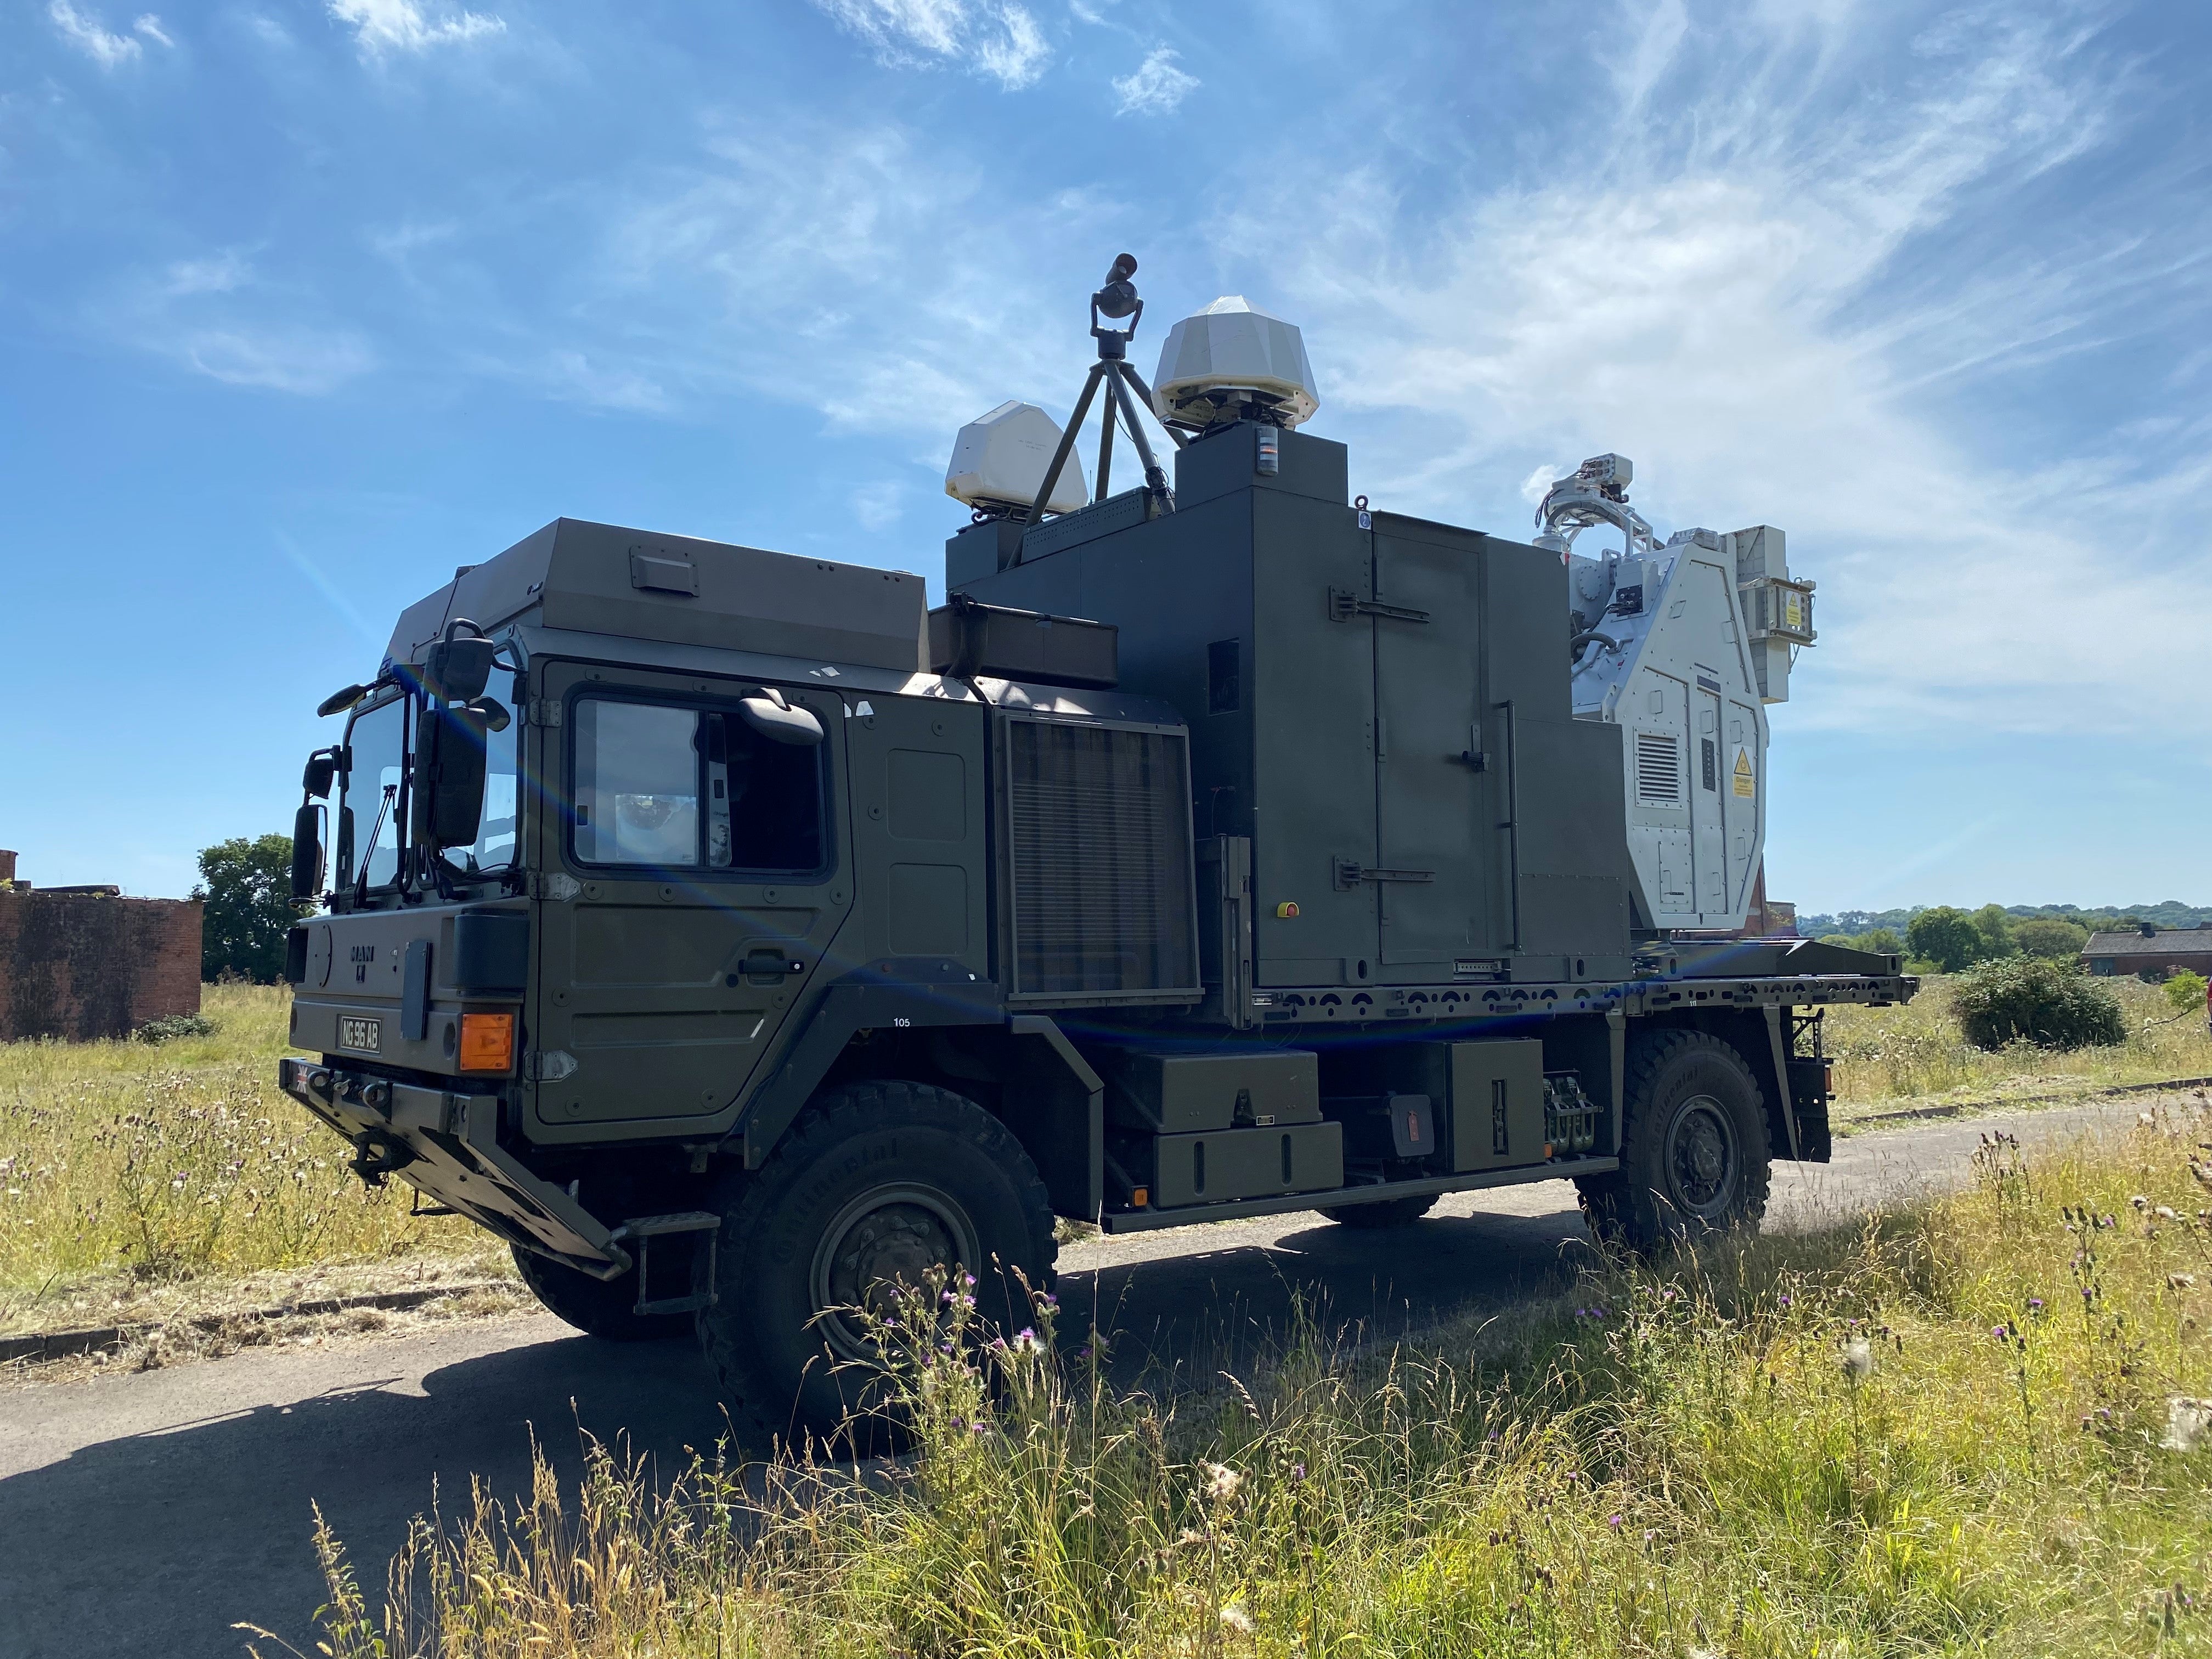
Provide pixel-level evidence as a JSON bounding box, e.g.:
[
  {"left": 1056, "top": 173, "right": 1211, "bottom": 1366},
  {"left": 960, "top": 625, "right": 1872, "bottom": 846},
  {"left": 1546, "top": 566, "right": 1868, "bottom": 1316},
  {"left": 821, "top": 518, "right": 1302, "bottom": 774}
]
[
  {"left": 1576, "top": 1030, "right": 1770, "bottom": 1252},
  {"left": 698, "top": 1081, "right": 1057, "bottom": 1452}
]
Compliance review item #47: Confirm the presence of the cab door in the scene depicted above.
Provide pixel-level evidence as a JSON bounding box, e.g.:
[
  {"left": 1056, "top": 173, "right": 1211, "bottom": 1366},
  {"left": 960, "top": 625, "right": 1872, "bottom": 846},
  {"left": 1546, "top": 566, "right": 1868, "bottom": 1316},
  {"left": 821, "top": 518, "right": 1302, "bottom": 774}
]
[{"left": 525, "top": 663, "right": 852, "bottom": 1137}]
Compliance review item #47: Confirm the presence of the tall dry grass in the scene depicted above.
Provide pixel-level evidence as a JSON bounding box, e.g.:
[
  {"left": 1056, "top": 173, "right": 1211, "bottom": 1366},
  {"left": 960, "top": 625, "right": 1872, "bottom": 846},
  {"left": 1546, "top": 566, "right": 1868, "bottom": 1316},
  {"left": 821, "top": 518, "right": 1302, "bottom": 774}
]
[
  {"left": 1827, "top": 973, "right": 2212, "bottom": 1120},
  {"left": 0, "top": 984, "right": 498, "bottom": 1331},
  {"left": 275, "top": 1103, "right": 2212, "bottom": 1658}
]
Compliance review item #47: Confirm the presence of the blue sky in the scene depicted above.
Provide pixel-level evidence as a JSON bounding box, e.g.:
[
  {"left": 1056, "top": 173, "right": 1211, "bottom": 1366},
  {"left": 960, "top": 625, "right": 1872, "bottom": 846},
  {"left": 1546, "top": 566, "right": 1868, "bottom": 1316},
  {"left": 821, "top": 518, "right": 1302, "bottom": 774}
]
[{"left": 2, "top": 0, "right": 2207, "bottom": 913}]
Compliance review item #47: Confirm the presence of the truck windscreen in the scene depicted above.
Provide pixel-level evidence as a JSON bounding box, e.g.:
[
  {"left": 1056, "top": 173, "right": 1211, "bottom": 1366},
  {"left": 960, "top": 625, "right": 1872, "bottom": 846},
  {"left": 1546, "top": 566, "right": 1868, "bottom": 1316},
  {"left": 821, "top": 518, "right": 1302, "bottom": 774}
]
[{"left": 340, "top": 692, "right": 408, "bottom": 890}]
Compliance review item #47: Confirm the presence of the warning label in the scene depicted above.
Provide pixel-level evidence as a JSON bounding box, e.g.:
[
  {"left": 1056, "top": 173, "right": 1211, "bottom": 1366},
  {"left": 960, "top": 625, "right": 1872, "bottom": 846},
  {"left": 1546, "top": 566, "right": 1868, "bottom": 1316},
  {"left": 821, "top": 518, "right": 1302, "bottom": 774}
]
[{"left": 1732, "top": 749, "right": 1756, "bottom": 798}]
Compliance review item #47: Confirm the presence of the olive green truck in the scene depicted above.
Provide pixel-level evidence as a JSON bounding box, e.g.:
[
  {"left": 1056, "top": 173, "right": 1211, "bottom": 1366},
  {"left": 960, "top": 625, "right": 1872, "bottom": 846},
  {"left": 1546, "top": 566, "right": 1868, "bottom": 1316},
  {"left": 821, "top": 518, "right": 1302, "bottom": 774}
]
[{"left": 277, "top": 412, "right": 1910, "bottom": 1442}]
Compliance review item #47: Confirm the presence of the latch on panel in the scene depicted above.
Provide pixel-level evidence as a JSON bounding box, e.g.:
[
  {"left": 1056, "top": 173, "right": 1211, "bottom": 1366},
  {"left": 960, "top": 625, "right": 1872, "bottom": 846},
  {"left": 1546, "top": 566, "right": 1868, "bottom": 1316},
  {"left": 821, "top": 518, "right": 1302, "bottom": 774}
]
[
  {"left": 1334, "top": 860, "right": 1438, "bottom": 890},
  {"left": 1327, "top": 588, "right": 1431, "bottom": 625}
]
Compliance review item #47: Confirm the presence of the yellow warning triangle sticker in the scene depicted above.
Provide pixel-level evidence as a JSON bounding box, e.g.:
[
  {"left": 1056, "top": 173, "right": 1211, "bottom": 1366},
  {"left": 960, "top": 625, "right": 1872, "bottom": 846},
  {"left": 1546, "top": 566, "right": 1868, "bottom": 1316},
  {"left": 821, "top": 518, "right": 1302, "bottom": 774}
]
[{"left": 1732, "top": 749, "right": 1756, "bottom": 798}]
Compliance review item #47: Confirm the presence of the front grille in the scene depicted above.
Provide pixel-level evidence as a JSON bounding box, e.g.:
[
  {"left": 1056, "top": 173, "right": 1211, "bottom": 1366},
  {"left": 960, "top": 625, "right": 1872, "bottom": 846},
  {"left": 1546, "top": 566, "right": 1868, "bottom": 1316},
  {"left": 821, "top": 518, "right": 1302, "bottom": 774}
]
[
  {"left": 1005, "top": 719, "right": 1197, "bottom": 996},
  {"left": 1635, "top": 732, "right": 1681, "bottom": 804}
]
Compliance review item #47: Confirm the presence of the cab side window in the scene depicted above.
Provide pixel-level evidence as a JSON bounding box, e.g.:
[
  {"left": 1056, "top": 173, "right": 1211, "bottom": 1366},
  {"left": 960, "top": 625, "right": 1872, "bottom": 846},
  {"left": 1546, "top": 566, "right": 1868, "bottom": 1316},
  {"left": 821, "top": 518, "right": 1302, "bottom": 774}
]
[{"left": 571, "top": 695, "right": 826, "bottom": 876}]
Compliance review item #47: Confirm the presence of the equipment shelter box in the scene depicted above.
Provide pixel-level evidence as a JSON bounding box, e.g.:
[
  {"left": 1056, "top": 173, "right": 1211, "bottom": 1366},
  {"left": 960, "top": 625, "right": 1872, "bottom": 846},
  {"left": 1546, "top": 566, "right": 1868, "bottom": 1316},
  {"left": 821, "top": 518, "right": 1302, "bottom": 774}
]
[{"left": 949, "top": 423, "right": 1639, "bottom": 990}]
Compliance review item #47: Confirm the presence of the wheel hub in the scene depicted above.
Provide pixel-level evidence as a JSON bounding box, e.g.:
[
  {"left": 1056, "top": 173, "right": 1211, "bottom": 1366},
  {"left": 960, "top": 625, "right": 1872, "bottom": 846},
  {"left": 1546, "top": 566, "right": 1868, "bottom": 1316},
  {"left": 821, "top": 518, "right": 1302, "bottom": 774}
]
[
  {"left": 1666, "top": 1095, "right": 1735, "bottom": 1216},
  {"left": 809, "top": 1183, "right": 979, "bottom": 1364}
]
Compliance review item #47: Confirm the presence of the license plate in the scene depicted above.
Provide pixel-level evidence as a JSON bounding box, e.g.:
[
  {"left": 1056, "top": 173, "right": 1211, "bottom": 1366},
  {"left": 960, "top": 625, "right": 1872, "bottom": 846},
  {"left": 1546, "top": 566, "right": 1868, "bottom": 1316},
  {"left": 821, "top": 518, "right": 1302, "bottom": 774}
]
[{"left": 339, "top": 1015, "right": 382, "bottom": 1053}]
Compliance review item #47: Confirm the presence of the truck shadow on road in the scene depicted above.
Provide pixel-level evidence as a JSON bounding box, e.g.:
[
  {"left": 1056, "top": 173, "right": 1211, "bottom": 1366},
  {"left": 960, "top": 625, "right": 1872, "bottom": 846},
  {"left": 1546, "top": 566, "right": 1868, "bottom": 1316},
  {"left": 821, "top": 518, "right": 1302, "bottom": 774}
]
[{"left": 0, "top": 1198, "right": 1590, "bottom": 1659}]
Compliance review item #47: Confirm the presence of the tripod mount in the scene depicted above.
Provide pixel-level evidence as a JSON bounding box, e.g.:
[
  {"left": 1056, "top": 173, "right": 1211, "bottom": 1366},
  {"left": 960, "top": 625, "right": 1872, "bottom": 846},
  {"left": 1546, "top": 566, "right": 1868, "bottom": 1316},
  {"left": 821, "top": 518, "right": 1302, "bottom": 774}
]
[{"left": 1023, "top": 253, "right": 1185, "bottom": 534}]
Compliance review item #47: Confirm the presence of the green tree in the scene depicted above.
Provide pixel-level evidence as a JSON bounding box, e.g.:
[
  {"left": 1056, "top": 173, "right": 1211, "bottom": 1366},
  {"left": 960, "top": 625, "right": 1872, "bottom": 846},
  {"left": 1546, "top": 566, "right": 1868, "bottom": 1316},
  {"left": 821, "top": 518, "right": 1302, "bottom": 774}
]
[
  {"left": 1859, "top": 927, "right": 1905, "bottom": 957},
  {"left": 1970, "top": 904, "right": 2016, "bottom": 960},
  {"left": 2166, "top": 970, "right": 2209, "bottom": 1014},
  {"left": 2015, "top": 917, "right": 2088, "bottom": 960},
  {"left": 193, "top": 834, "right": 306, "bottom": 984},
  {"left": 1906, "top": 906, "right": 1984, "bottom": 973}
]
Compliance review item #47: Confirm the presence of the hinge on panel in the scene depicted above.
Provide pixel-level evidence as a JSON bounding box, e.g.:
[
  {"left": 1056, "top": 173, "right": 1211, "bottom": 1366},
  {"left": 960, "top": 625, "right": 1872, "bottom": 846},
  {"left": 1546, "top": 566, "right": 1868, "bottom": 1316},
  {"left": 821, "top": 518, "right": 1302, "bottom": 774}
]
[
  {"left": 527, "top": 698, "right": 564, "bottom": 727},
  {"left": 1328, "top": 588, "right": 1431, "bottom": 625},
  {"left": 531, "top": 872, "right": 582, "bottom": 902},
  {"left": 1334, "top": 860, "right": 1438, "bottom": 890},
  {"left": 527, "top": 1049, "right": 578, "bottom": 1082}
]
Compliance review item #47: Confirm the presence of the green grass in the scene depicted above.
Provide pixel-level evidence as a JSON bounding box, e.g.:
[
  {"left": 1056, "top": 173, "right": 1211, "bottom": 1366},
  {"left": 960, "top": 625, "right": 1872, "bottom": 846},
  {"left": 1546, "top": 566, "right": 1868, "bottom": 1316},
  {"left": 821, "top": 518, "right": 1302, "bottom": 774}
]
[
  {"left": 0, "top": 983, "right": 502, "bottom": 1334},
  {"left": 1828, "top": 974, "right": 2212, "bottom": 1125},
  {"left": 280, "top": 1104, "right": 2212, "bottom": 1659}
]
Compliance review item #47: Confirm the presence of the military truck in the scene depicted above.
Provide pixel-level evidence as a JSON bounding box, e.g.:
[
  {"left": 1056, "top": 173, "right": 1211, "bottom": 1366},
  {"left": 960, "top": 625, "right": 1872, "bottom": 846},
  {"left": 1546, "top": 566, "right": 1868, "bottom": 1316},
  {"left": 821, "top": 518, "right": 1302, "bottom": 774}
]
[{"left": 276, "top": 279, "right": 1910, "bottom": 1443}]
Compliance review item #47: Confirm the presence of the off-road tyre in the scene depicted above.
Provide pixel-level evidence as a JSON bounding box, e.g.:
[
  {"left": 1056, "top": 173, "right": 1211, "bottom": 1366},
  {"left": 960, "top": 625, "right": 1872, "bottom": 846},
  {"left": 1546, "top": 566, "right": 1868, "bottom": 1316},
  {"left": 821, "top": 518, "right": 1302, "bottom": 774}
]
[
  {"left": 511, "top": 1244, "right": 693, "bottom": 1342},
  {"left": 1317, "top": 1193, "right": 1440, "bottom": 1229},
  {"left": 1576, "top": 1029, "right": 1771, "bottom": 1254},
  {"left": 697, "top": 1080, "right": 1057, "bottom": 1454}
]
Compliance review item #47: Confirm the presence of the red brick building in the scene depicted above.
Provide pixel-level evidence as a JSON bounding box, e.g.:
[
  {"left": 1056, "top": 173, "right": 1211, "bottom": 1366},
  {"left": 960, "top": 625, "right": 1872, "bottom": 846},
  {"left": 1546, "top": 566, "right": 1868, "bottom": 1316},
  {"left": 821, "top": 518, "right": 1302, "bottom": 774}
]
[
  {"left": 2081, "top": 923, "right": 2212, "bottom": 980},
  {"left": 0, "top": 850, "right": 204, "bottom": 1041}
]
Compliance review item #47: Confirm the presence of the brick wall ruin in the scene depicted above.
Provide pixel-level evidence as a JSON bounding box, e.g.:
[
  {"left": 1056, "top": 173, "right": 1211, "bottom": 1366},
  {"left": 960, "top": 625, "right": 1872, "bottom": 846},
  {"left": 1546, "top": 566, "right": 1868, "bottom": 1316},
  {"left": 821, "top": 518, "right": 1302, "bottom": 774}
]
[{"left": 0, "top": 850, "right": 204, "bottom": 1041}]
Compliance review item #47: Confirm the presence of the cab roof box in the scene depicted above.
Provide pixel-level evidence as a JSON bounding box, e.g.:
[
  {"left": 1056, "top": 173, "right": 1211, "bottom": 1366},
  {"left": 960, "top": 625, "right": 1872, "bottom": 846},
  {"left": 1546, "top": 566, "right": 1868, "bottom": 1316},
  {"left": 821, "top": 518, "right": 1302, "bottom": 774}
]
[
  {"left": 387, "top": 518, "right": 929, "bottom": 673},
  {"left": 928, "top": 596, "right": 1118, "bottom": 689}
]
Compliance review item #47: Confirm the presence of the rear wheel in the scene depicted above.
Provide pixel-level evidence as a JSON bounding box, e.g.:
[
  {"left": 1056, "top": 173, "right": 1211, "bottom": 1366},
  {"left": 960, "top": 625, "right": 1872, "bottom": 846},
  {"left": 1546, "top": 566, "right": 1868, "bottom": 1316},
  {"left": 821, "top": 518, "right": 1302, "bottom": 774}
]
[
  {"left": 511, "top": 1245, "right": 692, "bottom": 1342},
  {"left": 1576, "top": 1030, "right": 1770, "bottom": 1251},
  {"left": 1317, "top": 1193, "right": 1438, "bottom": 1229},
  {"left": 698, "top": 1080, "right": 1057, "bottom": 1452}
]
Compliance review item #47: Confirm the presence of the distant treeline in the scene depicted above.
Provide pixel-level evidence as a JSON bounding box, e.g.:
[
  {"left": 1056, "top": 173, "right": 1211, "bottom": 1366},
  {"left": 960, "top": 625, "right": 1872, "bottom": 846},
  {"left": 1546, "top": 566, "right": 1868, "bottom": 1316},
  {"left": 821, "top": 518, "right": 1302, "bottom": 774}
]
[
  {"left": 1797, "top": 901, "right": 2212, "bottom": 975},
  {"left": 1802, "top": 901, "right": 2212, "bottom": 937}
]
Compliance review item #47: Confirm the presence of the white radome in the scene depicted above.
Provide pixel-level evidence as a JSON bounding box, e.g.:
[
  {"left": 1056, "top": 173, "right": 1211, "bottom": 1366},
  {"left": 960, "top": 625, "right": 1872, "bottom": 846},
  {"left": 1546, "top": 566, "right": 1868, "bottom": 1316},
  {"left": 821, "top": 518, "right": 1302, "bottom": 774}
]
[
  {"left": 944, "top": 400, "right": 1088, "bottom": 516},
  {"left": 1152, "top": 296, "right": 1320, "bottom": 429}
]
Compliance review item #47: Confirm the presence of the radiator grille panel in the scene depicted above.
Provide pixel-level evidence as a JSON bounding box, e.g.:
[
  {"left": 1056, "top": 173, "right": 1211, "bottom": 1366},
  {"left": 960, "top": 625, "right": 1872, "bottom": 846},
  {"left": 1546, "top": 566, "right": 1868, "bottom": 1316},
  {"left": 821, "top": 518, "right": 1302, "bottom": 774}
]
[
  {"left": 1006, "top": 720, "right": 1196, "bottom": 996},
  {"left": 1635, "top": 732, "right": 1681, "bottom": 804}
]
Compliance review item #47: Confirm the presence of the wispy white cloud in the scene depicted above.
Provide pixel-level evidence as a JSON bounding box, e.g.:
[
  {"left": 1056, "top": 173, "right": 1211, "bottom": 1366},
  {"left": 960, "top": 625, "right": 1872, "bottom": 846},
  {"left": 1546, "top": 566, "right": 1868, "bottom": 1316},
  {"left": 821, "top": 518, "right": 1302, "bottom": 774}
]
[
  {"left": 110, "top": 250, "right": 377, "bottom": 394},
  {"left": 49, "top": 2, "right": 172, "bottom": 66},
  {"left": 852, "top": 479, "right": 905, "bottom": 531},
  {"left": 586, "top": 120, "right": 1092, "bottom": 433},
  {"left": 327, "top": 0, "right": 503, "bottom": 57},
  {"left": 179, "top": 326, "right": 375, "bottom": 393},
  {"left": 162, "top": 252, "right": 247, "bottom": 296},
  {"left": 811, "top": 0, "right": 1050, "bottom": 91},
  {"left": 1111, "top": 46, "right": 1196, "bottom": 116}
]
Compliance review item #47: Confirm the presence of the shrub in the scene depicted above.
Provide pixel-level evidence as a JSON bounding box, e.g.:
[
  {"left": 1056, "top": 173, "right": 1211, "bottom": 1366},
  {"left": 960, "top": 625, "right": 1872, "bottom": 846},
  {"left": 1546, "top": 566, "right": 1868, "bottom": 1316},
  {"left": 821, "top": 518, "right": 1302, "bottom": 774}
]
[
  {"left": 2166, "top": 969, "right": 2209, "bottom": 1014},
  {"left": 132, "top": 1012, "right": 218, "bottom": 1043},
  {"left": 1953, "top": 955, "right": 2125, "bottom": 1051}
]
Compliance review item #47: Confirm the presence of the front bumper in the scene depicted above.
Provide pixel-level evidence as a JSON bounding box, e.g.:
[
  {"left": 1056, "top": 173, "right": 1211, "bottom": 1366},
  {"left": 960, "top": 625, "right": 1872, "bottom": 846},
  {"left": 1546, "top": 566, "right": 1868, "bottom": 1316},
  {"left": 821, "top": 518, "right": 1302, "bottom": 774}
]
[{"left": 278, "top": 1057, "right": 628, "bottom": 1278}]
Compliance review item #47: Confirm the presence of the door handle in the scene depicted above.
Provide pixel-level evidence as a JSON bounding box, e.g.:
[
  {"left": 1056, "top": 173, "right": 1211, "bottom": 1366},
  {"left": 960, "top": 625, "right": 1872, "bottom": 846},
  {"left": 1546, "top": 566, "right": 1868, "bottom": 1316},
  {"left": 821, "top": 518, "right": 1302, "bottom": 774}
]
[
  {"left": 738, "top": 949, "right": 805, "bottom": 982},
  {"left": 1334, "top": 860, "right": 1437, "bottom": 890},
  {"left": 1328, "top": 588, "right": 1431, "bottom": 624}
]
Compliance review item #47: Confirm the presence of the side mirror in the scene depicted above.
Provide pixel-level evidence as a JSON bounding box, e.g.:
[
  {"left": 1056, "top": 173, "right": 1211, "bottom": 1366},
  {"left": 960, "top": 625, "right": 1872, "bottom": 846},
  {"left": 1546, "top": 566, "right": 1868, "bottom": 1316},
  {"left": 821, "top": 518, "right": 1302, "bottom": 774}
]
[
  {"left": 318, "top": 684, "right": 370, "bottom": 719},
  {"left": 411, "top": 703, "right": 489, "bottom": 853},
  {"left": 419, "top": 631, "right": 496, "bottom": 703},
  {"left": 291, "top": 802, "right": 325, "bottom": 901},
  {"left": 302, "top": 750, "right": 337, "bottom": 799}
]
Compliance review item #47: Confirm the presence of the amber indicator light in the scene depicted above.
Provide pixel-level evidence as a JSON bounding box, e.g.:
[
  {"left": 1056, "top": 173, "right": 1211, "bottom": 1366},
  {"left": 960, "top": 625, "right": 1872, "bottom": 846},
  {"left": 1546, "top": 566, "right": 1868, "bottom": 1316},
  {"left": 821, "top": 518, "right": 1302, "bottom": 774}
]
[{"left": 458, "top": 1012, "right": 516, "bottom": 1073}]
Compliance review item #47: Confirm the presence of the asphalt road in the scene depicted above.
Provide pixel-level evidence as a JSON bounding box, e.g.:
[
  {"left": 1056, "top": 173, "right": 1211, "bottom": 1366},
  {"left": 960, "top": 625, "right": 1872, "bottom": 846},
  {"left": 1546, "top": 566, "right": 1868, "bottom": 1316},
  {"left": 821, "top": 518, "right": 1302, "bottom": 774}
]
[{"left": 0, "top": 1098, "right": 2166, "bottom": 1658}]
